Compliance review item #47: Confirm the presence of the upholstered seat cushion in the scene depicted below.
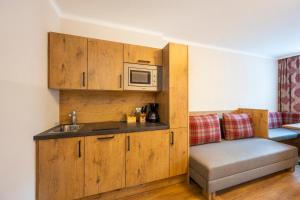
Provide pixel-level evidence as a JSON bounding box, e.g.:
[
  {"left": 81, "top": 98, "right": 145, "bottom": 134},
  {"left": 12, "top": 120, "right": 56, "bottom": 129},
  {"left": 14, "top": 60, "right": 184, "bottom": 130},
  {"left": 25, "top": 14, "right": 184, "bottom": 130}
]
[
  {"left": 268, "top": 128, "right": 300, "bottom": 141},
  {"left": 189, "top": 138, "right": 298, "bottom": 181}
]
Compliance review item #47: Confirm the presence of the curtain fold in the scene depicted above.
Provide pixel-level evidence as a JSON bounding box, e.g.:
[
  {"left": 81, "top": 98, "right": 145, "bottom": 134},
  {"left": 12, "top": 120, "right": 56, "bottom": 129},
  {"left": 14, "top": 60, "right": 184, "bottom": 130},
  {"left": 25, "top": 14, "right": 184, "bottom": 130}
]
[{"left": 278, "top": 56, "right": 300, "bottom": 112}]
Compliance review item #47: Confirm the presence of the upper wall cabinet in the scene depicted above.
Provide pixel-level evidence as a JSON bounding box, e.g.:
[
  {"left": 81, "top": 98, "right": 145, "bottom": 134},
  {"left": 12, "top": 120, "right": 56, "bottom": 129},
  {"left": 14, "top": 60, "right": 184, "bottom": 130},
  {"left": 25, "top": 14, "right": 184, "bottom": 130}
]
[
  {"left": 88, "top": 39, "right": 124, "bottom": 90},
  {"left": 48, "top": 32, "right": 88, "bottom": 90},
  {"left": 124, "top": 44, "right": 162, "bottom": 66}
]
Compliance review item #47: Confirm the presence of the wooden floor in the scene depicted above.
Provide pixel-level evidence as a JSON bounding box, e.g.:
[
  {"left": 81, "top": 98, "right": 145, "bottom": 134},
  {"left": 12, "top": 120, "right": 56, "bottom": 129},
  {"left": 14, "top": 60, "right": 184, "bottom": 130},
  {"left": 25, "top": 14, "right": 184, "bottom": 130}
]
[{"left": 120, "top": 165, "right": 300, "bottom": 200}]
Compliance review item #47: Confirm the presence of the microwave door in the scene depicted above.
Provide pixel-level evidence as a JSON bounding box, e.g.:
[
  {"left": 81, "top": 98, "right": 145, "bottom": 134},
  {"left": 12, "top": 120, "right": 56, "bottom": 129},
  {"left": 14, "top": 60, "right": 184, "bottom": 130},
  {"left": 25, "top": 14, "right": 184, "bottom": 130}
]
[{"left": 129, "top": 69, "right": 151, "bottom": 86}]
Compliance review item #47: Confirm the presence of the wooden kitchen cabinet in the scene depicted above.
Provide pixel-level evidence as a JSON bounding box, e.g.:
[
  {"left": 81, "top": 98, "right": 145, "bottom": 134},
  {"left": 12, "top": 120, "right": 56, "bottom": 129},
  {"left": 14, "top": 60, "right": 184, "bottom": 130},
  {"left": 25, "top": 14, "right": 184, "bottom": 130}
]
[
  {"left": 84, "top": 134, "right": 126, "bottom": 196},
  {"left": 125, "top": 130, "right": 170, "bottom": 187},
  {"left": 37, "top": 137, "right": 84, "bottom": 200},
  {"left": 158, "top": 43, "right": 188, "bottom": 129},
  {"left": 169, "top": 44, "right": 188, "bottom": 129},
  {"left": 88, "top": 39, "right": 124, "bottom": 90},
  {"left": 169, "top": 128, "right": 188, "bottom": 176},
  {"left": 124, "top": 44, "right": 162, "bottom": 66},
  {"left": 48, "top": 32, "right": 88, "bottom": 89}
]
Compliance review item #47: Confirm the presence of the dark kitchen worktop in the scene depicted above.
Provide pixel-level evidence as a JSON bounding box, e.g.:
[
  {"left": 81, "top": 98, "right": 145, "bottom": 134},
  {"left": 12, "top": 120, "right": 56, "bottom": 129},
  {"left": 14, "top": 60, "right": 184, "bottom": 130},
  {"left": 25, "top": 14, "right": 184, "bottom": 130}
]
[{"left": 33, "top": 121, "right": 169, "bottom": 140}]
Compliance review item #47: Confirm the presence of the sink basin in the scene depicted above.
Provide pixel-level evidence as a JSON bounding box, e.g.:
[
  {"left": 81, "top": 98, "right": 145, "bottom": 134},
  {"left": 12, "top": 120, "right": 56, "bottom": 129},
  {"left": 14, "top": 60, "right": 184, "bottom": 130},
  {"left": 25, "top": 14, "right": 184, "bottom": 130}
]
[{"left": 49, "top": 124, "right": 81, "bottom": 133}]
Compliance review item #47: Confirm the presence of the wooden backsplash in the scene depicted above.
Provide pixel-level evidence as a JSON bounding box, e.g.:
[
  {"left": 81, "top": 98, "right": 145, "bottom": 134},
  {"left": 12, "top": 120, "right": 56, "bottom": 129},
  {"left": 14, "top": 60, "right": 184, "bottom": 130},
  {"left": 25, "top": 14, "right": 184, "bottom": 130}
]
[{"left": 60, "top": 90, "right": 156, "bottom": 124}]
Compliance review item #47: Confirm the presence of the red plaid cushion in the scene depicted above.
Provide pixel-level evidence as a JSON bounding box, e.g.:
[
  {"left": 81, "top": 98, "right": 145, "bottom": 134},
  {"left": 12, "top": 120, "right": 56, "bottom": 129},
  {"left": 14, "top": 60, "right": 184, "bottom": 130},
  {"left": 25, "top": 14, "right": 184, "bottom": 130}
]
[
  {"left": 268, "top": 112, "right": 283, "bottom": 129},
  {"left": 282, "top": 112, "right": 300, "bottom": 124},
  {"left": 189, "top": 114, "right": 221, "bottom": 145},
  {"left": 222, "top": 113, "right": 254, "bottom": 140}
]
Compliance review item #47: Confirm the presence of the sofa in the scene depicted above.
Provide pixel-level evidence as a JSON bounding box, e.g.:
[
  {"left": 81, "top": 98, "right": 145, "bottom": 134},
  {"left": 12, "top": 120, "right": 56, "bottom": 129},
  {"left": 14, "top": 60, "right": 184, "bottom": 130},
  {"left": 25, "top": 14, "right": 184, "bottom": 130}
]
[
  {"left": 268, "top": 111, "right": 300, "bottom": 141},
  {"left": 189, "top": 109, "right": 298, "bottom": 200}
]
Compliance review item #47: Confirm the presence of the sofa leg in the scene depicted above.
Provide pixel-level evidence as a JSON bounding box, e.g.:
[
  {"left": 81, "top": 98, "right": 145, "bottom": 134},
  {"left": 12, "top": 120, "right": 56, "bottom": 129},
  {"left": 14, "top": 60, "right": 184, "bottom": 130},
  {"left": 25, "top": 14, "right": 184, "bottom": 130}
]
[
  {"left": 289, "top": 166, "right": 295, "bottom": 172},
  {"left": 202, "top": 190, "right": 216, "bottom": 200}
]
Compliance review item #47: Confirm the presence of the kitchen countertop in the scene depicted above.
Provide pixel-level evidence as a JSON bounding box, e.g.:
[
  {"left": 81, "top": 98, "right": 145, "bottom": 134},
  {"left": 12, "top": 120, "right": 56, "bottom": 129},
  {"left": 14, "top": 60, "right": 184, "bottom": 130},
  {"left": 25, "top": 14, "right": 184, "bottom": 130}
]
[{"left": 33, "top": 121, "right": 169, "bottom": 140}]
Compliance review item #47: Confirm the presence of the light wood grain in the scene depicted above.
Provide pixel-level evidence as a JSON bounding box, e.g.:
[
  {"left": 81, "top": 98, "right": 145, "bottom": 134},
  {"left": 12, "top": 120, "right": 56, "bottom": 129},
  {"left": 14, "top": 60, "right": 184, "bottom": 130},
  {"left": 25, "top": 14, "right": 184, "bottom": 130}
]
[
  {"left": 124, "top": 44, "right": 162, "bottom": 66},
  {"left": 156, "top": 44, "right": 170, "bottom": 125},
  {"left": 125, "top": 130, "right": 170, "bottom": 187},
  {"left": 119, "top": 166, "right": 300, "bottom": 200},
  {"left": 168, "top": 43, "right": 188, "bottom": 129},
  {"left": 59, "top": 90, "right": 156, "bottom": 123},
  {"left": 37, "top": 137, "right": 84, "bottom": 200},
  {"left": 170, "top": 128, "right": 188, "bottom": 177},
  {"left": 85, "top": 134, "right": 126, "bottom": 196},
  {"left": 88, "top": 39, "right": 124, "bottom": 90},
  {"left": 83, "top": 175, "right": 186, "bottom": 200},
  {"left": 48, "top": 32, "right": 87, "bottom": 89},
  {"left": 237, "top": 108, "right": 269, "bottom": 138},
  {"left": 189, "top": 110, "right": 235, "bottom": 117}
]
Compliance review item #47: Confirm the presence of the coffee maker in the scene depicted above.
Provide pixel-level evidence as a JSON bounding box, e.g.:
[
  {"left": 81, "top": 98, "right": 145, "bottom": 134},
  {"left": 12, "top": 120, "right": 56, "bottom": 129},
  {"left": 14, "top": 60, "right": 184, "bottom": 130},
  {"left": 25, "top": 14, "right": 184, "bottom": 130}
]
[{"left": 147, "top": 103, "right": 160, "bottom": 123}]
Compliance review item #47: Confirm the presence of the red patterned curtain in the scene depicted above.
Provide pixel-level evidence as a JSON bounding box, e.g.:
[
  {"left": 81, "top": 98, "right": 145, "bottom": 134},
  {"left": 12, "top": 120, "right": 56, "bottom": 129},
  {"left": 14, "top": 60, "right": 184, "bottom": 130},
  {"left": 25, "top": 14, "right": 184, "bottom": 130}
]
[{"left": 278, "top": 56, "right": 300, "bottom": 112}]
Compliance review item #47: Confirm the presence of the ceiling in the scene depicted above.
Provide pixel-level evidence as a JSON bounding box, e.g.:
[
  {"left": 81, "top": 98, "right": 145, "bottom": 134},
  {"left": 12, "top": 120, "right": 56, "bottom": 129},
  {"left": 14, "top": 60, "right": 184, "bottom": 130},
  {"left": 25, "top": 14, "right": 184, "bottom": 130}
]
[{"left": 54, "top": 0, "right": 300, "bottom": 58}]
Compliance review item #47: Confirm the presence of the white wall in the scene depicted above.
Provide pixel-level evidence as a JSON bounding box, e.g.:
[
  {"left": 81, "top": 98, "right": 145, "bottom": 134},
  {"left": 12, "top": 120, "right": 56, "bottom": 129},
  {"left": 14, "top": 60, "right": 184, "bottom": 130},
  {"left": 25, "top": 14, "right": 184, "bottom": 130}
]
[
  {"left": 0, "top": 0, "right": 60, "bottom": 199},
  {"left": 189, "top": 45, "right": 277, "bottom": 111},
  {"left": 60, "top": 18, "right": 278, "bottom": 112}
]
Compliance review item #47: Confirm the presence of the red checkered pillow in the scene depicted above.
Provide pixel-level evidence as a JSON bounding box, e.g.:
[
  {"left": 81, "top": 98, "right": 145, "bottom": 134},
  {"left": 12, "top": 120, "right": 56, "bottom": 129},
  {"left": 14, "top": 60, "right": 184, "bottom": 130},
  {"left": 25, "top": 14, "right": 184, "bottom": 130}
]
[
  {"left": 268, "top": 112, "right": 283, "bottom": 129},
  {"left": 222, "top": 113, "right": 254, "bottom": 140},
  {"left": 281, "top": 112, "right": 300, "bottom": 125},
  {"left": 189, "top": 114, "right": 221, "bottom": 145}
]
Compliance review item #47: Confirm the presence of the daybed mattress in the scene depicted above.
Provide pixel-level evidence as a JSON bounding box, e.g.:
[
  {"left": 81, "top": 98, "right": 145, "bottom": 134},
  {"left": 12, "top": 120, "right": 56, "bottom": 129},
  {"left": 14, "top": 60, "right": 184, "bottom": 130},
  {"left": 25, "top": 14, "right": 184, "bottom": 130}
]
[
  {"left": 268, "top": 128, "right": 300, "bottom": 141},
  {"left": 190, "top": 138, "right": 298, "bottom": 181}
]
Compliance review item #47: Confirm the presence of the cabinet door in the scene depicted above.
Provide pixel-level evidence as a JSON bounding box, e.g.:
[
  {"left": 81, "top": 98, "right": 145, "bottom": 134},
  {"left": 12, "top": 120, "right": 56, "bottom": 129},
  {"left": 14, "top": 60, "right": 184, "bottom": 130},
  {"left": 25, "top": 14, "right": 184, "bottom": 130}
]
[
  {"left": 170, "top": 128, "right": 188, "bottom": 176},
  {"left": 37, "top": 137, "right": 84, "bottom": 200},
  {"left": 85, "top": 134, "right": 125, "bottom": 196},
  {"left": 169, "top": 44, "right": 188, "bottom": 128},
  {"left": 124, "top": 44, "right": 162, "bottom": 66},
  {"left": 126, "top": 130, "right": 169, "bottom": 187},
  {"left": 49, "top": 32, "right": 87, "bottom": 89},
  {"left": 88, "top": 39, "right": 124, "bottom": 90}
]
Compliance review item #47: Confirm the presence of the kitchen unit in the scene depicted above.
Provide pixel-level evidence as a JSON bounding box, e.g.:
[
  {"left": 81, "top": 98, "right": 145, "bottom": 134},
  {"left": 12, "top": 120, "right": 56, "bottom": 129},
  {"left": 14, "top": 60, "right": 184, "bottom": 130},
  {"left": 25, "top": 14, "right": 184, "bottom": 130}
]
[{"left": 35, "top": 32, "right": 188, "bottom": 200}]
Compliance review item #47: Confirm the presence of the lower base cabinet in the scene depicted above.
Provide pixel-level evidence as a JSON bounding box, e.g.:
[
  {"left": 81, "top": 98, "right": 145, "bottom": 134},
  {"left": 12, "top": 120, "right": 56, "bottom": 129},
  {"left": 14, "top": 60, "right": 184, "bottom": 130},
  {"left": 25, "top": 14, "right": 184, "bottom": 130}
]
[
  {"left": 84, "top": 134, "right": 125, "bottom": 196},
  {"left": 36, "top": 129, "right": 186, "bottom": 200},
  {"left": 125, "top": 130, "right": 170, "bottom": 187},
  {"left": 37, "top": 137, "right": 85, "bottom": 200},
  {"left": 170, "top": 128, "right": 188, "bottom": 176}
]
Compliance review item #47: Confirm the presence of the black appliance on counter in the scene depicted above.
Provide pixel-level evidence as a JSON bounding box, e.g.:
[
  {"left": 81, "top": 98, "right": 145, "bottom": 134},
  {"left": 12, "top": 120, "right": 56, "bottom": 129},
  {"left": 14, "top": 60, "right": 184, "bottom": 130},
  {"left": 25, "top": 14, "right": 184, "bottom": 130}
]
[{"left": 146, "top": 103, "right": 160, "bottom": 123}]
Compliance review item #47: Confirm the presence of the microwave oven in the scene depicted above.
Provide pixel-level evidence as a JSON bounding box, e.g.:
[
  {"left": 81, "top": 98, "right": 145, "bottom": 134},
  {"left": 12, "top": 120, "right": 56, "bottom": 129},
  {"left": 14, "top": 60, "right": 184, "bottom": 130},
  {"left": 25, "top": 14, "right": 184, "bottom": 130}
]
[{"left": 124, "top": 63, "right": 162, "bottom": 91}]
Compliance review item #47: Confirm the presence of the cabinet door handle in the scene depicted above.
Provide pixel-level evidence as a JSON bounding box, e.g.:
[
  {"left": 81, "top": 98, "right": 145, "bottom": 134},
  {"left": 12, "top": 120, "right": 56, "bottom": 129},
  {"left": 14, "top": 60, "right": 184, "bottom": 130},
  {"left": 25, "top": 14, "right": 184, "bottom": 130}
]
[
  {"left": 97, "top": 136, "right": 115, "bottom": 140},
  {"left": 82, "top": 72, "right": 86, "bottom": 87},
  {"left": 170, "top": 131, "right": 174, "bottom": 145},
  {"left": 78, "top": 140, "right": 81, "bottom": 158},
  {"left": 138, "top": 60, "right": 150, "bottom": 64},
  {"left": 127, "top": 136, "right": 130, "bottom": 151},
  {"left": 119, "top": 74, "right": 122, "bottom": 88}
]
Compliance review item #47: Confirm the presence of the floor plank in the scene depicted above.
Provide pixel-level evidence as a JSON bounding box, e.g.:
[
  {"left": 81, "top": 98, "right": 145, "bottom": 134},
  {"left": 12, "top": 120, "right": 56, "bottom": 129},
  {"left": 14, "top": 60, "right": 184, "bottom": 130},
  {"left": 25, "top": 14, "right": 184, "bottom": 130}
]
[{"left": 120, "top": 165, "right": 300, "bottom": 200}]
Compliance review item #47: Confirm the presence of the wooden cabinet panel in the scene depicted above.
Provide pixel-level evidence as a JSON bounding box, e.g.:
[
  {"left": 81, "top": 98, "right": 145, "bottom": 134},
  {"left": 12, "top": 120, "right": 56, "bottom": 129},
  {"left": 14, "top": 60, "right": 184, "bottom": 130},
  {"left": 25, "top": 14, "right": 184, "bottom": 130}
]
[
  {"left": 48, "top": 32, "right": 87, "bottom": 89},
  {"left": 88, "top": 39, "right": 124, "bottom": 90},
  {"left": 37, "top": 137, "right": 84, "bottom": 200},
  {"left": 124, "top": 44, "right": 162, "bottom": 66},
  {"left": 126, "top": 130, "right": 169, "bottom": 187},
  {"left": 85, "top": 134, "right": 126, "bottom": 196},
  {"left": 170, "top": 128, "right": 188, "bottom": 176},
  {"left": 169, "top": 44, "right": 188, "bottom": 128}
]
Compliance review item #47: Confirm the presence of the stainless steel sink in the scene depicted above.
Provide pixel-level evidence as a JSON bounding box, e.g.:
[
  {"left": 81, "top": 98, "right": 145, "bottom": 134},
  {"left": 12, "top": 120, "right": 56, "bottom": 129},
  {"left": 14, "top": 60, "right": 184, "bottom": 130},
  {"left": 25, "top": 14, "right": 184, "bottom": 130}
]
[{"left": 49, "top": 124, "right": 81, "bottom": 133}]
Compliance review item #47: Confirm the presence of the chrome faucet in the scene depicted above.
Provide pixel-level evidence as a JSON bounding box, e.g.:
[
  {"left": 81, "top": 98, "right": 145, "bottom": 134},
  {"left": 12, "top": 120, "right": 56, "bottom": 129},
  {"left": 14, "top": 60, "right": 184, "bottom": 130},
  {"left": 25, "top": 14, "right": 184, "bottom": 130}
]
[{"left": 68, "top": 111, "right": 77, "bottom": 125}]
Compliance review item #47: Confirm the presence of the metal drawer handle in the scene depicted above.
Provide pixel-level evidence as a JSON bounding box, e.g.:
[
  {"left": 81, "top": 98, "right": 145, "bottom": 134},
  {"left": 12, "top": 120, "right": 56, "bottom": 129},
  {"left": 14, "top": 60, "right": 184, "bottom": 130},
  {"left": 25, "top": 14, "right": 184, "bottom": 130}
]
[
  {"left": 97, "top": 136, "right": 115, "bottom": 140},
  {"left": 137, "top": 60, "right": 150, "bottom": 64},
  {"left": 127, "top": 136, "right": 130, "bottom": 151},
  {"left": 78, "top": 140, "right": 81, "bottom": 158},
  {"left": 170, "top": 131, "right": 174, "bottom": 145}
]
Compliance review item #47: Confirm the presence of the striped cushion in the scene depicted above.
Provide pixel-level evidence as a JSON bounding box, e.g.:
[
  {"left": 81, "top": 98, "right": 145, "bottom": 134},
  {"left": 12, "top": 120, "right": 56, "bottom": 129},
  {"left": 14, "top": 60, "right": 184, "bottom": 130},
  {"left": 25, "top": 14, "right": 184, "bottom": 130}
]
[
  {"left": 268, "top": 112, "right": 283, "bottom": 129},
  {"left": 189, "top": 114, "right": 221, "bottom": 145},
  {"left": 223, "top": 113, "right": 254, "bottom": 140},
  {"left": 282, "top": 112, "right": 300, "bottom": 124}
]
